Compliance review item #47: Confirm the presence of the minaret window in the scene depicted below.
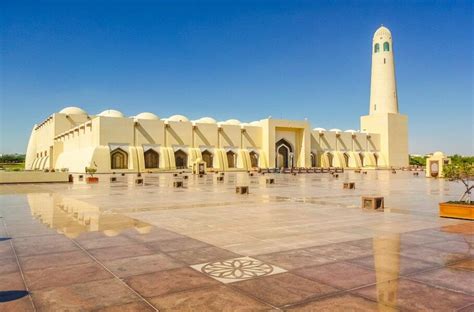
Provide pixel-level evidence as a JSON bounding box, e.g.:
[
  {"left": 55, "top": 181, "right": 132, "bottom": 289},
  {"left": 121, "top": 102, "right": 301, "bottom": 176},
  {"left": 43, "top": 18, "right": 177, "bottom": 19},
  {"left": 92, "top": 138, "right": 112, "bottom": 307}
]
[
  {"left": 374, "top": 43, "right": 380, "bottom": 53},
  {"left": 383, "top": 42, "right": 390, "bottom": 51}
]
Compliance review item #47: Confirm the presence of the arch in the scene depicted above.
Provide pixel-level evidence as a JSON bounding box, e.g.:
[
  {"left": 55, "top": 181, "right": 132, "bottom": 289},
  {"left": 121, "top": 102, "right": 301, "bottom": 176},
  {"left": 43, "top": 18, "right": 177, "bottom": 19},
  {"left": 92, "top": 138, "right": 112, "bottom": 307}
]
[
  {"left": 343, "top": 153, "right": 350, "bottom": 167},
  {"left": 359, "top": 152, "right": 365, "bottom": 167},
  {"left": 144, "top": 149, "right": 159, "bottom": 169},
  {"left": 275, "top": 139, "right": 293, "bottom": 168},
  {"left": 383, "top": 42, "right": 390, "bottom": 52},
  {"left": 226, "top": 151, "right": 236, "bottom": 168},
  {"left": 323, "top": 152, "right": 334, "bottom": 168},
  {"left": 374, "top": 43, "right": 380, "bottom": 53},
  {"left": 202, "top": 150, "right": 213, "bottom": 168},
  {"left": 310, "top": 152, "right": 317, "bottom": 167},
  {"left": 111, "top": 148, "right": 128, "bottom": 169},
  {"left": 249, "top": 151, "right": 259, "bottom": 168},
  {"left": 374, "top": 153, "right": 379, "bottom": 166},
  {"left": 174, "top": 150, "right": 188, "bottom": 169}
]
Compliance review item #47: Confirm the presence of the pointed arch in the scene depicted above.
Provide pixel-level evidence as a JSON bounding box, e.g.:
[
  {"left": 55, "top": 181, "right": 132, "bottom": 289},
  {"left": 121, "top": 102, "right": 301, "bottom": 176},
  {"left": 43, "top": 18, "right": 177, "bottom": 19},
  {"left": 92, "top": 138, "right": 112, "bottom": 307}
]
[
  {"left": 175, "top": 150, "right": 188, "bottom": 169},
  {"left": 275, "top": 138, "right": 293, "bottom": 168},
  {"left": 383, "top": 42, "right": 390, "bottom": 51},
  {"left": 226, "top": 150, "right": 236, "bottom": 168},
  {"left": 343, "top": 153, "right": 350, "bottom": 167},
  {"left": 310, "top": 152, "right": 317, "bottom": 167},
  {"left": 111, "top": 148, "right": 128, "bottom": 169},
  {"left": 202, "top": 150, "right": 213, "bottom": 168},
  {"left": 359, "top": 152, "right": 365, "bottom": 167},
  {"left": 144, "top": 149, "right": 159, "bottom": 169},
  {"left": 249, "top": 151, "right": 259, "bottom": 168}
]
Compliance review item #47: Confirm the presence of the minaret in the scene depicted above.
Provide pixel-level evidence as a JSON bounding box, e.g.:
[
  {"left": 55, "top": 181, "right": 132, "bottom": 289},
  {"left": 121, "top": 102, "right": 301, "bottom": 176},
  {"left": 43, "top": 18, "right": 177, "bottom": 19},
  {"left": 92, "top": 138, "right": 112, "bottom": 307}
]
[
  {"left": 361, "top": 25, "right": 408, "bottom": 168},
  {"left": 370, "top": 25, "right": 398, "bottom": 114}
]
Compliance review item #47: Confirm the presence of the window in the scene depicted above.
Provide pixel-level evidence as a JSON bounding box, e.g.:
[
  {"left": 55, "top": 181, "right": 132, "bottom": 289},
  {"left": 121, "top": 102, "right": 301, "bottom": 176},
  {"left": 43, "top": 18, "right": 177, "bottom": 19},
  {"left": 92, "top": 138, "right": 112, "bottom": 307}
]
[
  {"left": 383, "top": 42, "right": 390, "bottom": 51},
  {"left": 374, "top": 43, "right": 380, "bottom": 53}
]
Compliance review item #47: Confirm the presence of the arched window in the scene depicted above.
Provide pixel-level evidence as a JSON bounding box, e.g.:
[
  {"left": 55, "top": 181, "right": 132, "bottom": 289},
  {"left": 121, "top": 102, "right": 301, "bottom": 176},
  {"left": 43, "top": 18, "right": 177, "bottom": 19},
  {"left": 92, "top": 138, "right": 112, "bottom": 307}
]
[
  {"left": 201, "top": 150, "right": 213, "bottom": 168},
  {"left": 226, "top": 151, "right": 236, "bottom": 168},
  {"left": 111, "top": 148, "right": 128, "bottom": 169},
  {"left": 249, "top": 151, "right": 259, "bottom": 168},
  {"left": 144, "top": 149, "right": 159, "bottom": 169},
  {"left": 175, "top": 150, "right": 187, "bottom": 169},
  {"left": 374, "top": 43, "right": 380, "bottom": 53},
  {"left": 310, "top": 152, "right": 316, "bottom": 167},
  {"left": 383, "top": 42, "right": 390, "bottom": 51}
]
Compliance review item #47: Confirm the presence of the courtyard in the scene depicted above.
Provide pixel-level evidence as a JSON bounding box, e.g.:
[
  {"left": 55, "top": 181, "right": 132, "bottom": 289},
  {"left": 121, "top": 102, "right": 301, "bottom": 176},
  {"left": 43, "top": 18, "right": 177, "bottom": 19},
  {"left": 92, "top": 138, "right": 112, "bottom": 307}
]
[{"left": 0, "top": 171, "right": 472, "bottom": 311}]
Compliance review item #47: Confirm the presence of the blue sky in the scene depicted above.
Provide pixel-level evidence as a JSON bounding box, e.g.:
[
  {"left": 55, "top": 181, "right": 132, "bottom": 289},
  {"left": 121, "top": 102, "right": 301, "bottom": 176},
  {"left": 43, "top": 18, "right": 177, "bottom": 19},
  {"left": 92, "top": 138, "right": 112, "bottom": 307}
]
[{"left": 1, "top": 0, "right": 472, "bottom": 155}]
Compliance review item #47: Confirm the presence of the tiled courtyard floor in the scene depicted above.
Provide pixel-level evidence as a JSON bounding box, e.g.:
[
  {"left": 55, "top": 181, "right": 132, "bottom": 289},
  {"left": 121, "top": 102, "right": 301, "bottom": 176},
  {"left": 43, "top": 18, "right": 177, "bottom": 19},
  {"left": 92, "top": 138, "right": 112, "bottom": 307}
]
[{"left": 0, "top": 171, "right": 472, "bottom": 311}]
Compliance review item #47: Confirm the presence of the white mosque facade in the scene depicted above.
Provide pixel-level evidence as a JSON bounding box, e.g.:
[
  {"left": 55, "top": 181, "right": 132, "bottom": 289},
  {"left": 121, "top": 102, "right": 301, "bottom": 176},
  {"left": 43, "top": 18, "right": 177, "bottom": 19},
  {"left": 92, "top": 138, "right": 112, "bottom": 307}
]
[{"left": 25, "top": 26, "right": 409, "bottom": 173}]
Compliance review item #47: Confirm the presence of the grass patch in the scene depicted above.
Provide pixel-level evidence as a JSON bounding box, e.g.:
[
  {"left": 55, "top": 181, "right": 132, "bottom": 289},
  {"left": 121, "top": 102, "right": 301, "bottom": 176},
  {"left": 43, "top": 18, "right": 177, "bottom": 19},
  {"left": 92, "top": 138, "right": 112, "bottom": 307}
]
[{"left": 0, "top": 163, "right": 25, "bottom": 171}]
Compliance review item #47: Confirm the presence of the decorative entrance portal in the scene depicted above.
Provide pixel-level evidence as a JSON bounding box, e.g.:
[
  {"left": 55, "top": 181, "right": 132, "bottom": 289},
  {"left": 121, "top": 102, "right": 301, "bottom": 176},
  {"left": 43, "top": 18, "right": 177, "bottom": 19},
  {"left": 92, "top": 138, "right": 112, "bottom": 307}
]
[{"left": 275, "top": 139, "right": 293, "bottom": 168}]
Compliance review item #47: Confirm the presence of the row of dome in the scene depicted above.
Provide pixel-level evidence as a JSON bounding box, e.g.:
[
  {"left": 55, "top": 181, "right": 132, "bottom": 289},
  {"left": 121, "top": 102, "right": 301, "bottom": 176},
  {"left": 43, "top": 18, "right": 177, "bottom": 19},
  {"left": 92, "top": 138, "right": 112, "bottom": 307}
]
[
  {"left": 59, "top": 107, "right": 365, "bottom": 133},
  {"left": 59, "top": 106, "right": 253, "bottom": 125}
]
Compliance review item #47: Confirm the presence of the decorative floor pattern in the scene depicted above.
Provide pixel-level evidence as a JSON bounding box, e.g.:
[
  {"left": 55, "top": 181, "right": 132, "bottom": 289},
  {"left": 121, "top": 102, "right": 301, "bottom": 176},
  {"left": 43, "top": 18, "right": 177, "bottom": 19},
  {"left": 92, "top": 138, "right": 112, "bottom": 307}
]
[{"left": 191, "top": 256, "right": 286, "bottom": 283}]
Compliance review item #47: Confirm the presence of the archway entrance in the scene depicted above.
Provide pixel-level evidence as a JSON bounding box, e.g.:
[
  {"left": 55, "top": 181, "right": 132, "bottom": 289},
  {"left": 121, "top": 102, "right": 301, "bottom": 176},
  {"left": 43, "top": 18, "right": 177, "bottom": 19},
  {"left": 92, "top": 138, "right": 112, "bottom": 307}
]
[
  {"left": 111, "top": 148, "right": 128, "bottom": 169},
  {"left": 311, "top": 152, "right": 316, "bottom": 167},
  {"left": 144, "top": 149, "right": 159, "bottom": 169},
  {"left": 202, "top": 150, "right": 213, "bottom": 168},
  {"left": 175, "top": 150, "right": 187, "bottom": 169},
  {"left": 275, "top": 139, "right": 293, "bottom": 168},
  {"left": 226, "top": 151, "right": 236, "bottom": 168},
  {"left": 343, "top": 153, "right": 350, "bottom": 167},
  {"left": 249, "top": 151, "right": 259, "bottom": 168}
]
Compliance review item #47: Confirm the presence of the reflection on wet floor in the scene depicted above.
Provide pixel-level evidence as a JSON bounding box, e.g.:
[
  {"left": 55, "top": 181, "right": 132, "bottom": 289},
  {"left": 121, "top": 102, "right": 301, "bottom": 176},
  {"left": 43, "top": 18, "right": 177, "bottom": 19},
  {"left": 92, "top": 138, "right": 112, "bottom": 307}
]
[
  {"left": 27, "top": 193, "right": 152, "bottom": 238},
  {"left": 0, "top": 171, "right": 473, "bottom": 311}
]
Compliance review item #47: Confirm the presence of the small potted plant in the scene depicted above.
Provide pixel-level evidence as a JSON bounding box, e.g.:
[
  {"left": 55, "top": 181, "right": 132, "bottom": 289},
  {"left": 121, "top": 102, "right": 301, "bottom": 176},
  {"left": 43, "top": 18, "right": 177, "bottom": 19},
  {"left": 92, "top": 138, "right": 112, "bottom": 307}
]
[
  {"left": 85, "top": 166, "right": 99, "bottom": 184},
  {"left": 439, "top": 161, "right": 473, "bottom": 220}
]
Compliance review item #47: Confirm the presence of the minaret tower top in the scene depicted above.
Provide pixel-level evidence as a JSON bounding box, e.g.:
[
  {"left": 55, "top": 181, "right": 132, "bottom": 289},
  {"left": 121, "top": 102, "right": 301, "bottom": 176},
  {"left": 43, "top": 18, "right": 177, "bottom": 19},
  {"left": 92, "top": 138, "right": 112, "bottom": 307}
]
[{"left": 369, "top": 25, "right": 399, "bottom": 114}]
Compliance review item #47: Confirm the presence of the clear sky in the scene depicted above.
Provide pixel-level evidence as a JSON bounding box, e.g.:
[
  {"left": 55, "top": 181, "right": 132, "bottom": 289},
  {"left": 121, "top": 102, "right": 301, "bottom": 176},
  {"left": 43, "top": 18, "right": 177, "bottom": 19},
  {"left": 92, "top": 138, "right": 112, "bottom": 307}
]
[{"left": 1, "top": 0, "right": 472, "bottom": 155}]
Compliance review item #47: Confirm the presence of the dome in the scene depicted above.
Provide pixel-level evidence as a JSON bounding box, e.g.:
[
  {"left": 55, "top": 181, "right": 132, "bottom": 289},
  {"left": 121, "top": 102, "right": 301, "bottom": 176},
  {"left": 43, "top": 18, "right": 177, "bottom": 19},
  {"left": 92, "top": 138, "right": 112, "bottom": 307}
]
[
  {"left": 374, "top": 25, "right": 391, "bottom": 39},
  {"left": 329, "top": 128, "right": 342, "bottom": 133},
  {"left": 223, "top": 119, "right": 241, "bottom": 125},
  {"left": 59, "top": 106, "right": 87, "bottom": 115},
  {"left": 195, "top": 117, "right": 217, "bottom": 124},
  {"left": 313, "top": 127, "right": 326, "bottom": 132},
  {"left": 345, "top": 129, "right": 358, "bottom": 134},
  {"left": 250, "top": 121, "right": 260, "bottom": 126},
  {"left": 433, "top": 151, "right": 445, "bottom": 157},
  {"left": 98, "top": 109, "right": 125, "bottom": 118},
  {"left": 168, "top": 114, "right": 189, "bottom": 122},
  {"left": 135, "top": 112, "right": 160, "bottom": 120}
]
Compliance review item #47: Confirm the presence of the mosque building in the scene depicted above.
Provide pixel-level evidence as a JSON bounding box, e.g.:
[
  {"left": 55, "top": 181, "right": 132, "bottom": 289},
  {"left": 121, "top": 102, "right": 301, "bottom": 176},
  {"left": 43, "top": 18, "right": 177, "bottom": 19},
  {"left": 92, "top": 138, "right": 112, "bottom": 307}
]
[{"left": 25, "top": 26, "right": 408, "bottom": 173}]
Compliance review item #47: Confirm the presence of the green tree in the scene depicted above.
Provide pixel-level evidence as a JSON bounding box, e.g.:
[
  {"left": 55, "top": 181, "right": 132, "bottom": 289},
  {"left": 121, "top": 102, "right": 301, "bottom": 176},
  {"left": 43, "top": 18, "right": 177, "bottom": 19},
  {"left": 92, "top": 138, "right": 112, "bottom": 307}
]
[{"left": 444, "top": 161, "right": 473, "bottom": 204}]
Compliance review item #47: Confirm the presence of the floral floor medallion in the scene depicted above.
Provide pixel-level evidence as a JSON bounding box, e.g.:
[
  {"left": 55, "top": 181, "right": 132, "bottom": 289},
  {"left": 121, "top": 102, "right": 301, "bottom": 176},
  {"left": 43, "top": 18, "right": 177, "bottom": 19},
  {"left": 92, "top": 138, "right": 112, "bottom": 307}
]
[{"left": 191, "top": 256, "right": 286, "bottom": 284}]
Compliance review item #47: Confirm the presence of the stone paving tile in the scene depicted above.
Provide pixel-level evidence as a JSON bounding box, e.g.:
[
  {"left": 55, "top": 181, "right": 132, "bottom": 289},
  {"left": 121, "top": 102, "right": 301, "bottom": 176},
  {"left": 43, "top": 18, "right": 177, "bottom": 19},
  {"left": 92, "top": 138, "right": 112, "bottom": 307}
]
[
  {"left": 103, "top": 253, "right": 185, "bottom": 278},
  {"left": 0, "top": 256, "right": 19, "bottom": 274},
  {"left": 423, "top": 240, "right": 473, "bottom": 255},
  {"left": 449, "top": 258, "right": 474, "bottom": 272},
  {"left": 19, "top": 250, "right": 93, "bottom": 272},
  {"left": 88, "top": 243, "right": 155, "bottom": 261},
  {"left": 353, "top": 278, "right": 474, "bottom": 311},
  {"left": 407, "top": 267, "right": 474, "bottom": 295},
  {"left": 349, "top": 254, "right": 440, "bottom": 276},
  {"left": 12, "top": 236, "right": 79, "bottom": 257},
  {"left": 146, "top": 236, "right": 212, "bottom": 253},
  {"left": 31, "top": 278, "right": 143, "bottom": 312},
  {"left": 255, "top": 248, "right": 336, "bottom": 270},
  {"left": 0, "top": 271, "right": 25, "bottom": 291},
  {"left": 74, "top": 235, "right": 137, "bottom": 250},
  {"left": 149, "top": 285, "right": 272, "bottom": 311},
  {"left": 286, "top": 293, "right": 385, "bottom": 311},
  {"left": 124, "top": 227, "right": 186, "bottom": 243},
  {"left": 24, "top": 262, "right": 112, "bottom": 291},
  {"left": 304, "top": 242, "right": 373, "bottom": 261},
  {"left": 167, "top": 245, "right": 240, "bottom": 265},
  {"left": 231, "top": 272, "right": 338, "bottom": 307},
  {"left": 125, "top": 267, "right": 219, "bottom": 298},
  {"left": 399, "top": 246, "right": 469, "bottom": 266},
  {"left": 457, "top": 303, "right": 474, "bottom": 312},
  {"left": 293, "top": 262, "right": 378, "bottom": 290}
]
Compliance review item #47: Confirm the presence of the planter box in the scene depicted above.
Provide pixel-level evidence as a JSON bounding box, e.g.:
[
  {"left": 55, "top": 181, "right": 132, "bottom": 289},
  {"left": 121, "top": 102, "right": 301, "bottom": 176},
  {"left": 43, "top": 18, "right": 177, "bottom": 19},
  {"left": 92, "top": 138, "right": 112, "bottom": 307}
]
[
  {"left": 343, "top": 182, "right": 355, "bottom": 189},
  {"left": 362, "top": 196, "right": 384, "bottom": 211},
  {"left": 110, "top": 177, "right": 117, "bottom": 182},
  {"left": 135, "top": 178, "right": 143, "bottom": 185},
  {"left": 173, "top": 181, "right": 183, "bottom": 188},
  {"left": 236, "top": 186, "right": 249, "bottom": 194},
  {"left": 217, "top": 176, "right": 224, "bottom": 182},
  {"left": 439, "top": 203, "right": 474, "bottom": 220},
  {"left": 266, "top": 178, "right": 275, "bottom": 184},
  {"left": 86, "top": 177, "right": 99, "bottom": 184}
]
